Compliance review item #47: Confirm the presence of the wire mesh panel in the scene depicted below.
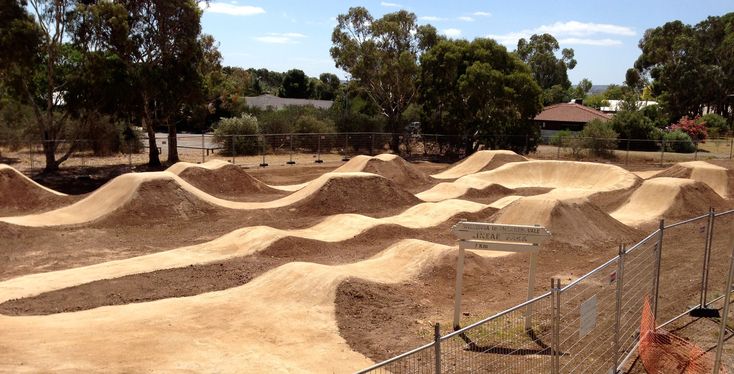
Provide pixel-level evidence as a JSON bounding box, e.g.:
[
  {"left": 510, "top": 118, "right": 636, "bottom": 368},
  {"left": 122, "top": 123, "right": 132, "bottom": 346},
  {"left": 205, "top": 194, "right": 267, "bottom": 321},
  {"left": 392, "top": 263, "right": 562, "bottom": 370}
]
[
  {"left": 617, "top": 238, "right": 659, "bottom": 363},
  {"left": 708, "top": 210, "right": 734, "bottom": 307},
  {"left": 656, "top": 216, "right": 709, "bottom": 323},
  {"left": 557, "top": 258, "right": 621, "bottom": 374},
  {"left": 357, "top": 343, "right": 436, "bottom": 374},
  {"left": 439, "top": 293, "right": 554, "bottom": 374}
]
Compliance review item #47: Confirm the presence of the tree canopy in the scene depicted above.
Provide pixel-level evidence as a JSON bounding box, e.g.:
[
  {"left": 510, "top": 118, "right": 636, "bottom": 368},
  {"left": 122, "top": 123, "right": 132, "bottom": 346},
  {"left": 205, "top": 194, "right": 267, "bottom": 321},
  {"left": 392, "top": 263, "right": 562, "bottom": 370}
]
[
  {"left": 419, "top": 38, "right": 542, "bottom": 152},
  {"left": 633, "top": 13, "right": 734, "bottom": 122},
  {"left": 516, "top": 33, "right": 577, "bottom": 105},
  {"left": 330, "top": 6, "right": 438, "bottom": 150}
]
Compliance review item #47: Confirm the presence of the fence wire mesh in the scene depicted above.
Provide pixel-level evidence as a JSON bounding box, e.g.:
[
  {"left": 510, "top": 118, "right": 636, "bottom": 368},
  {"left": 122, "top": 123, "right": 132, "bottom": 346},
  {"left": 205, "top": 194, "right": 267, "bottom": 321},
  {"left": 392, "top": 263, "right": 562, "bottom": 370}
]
[
  {"left": 358, "top": 210, "right": 734, "bottom": 373},
  {"left": 439, "top": 294, "right": 553, "bottom": 374},
  {"left": 556, "top": 256, "right": 621, "bottom": 374}
]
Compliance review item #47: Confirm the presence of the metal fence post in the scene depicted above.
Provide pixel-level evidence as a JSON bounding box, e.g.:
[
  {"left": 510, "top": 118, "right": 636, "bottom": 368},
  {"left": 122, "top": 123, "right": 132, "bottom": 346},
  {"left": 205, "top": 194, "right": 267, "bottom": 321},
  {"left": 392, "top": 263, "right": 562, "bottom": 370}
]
[
  {"left": 201, "top": 133, "right": 205, "bottom": 163},
  {"left": 729, "top": 137, "right": 733, "bottom": 159},
  {"left": 315, "top": 135, "right": 323, "bottom": 163},
  {"left": 370, "top": 133, "right": 375, "bottom": 156},
  {"left": 613, "top": 244, "right": 626, "bottom": 372},
  {"left": 660, "top": 139, "right": 665, "bottom": 167},
  {"left": 700, "top": 208, "right": 715, "bottom": 308},
  {"left": 556, "top": 137, "right": 562, "bottom": 159},
  {"left": 231, "top": 135, "right": 236, "bottom": 165},
  {"left": 712, "top": 240, "right": 734, "bottom": 374},
  {"left": 287, "top": 134, "right": 296, "bottom": 165},
  {"left": 342, "top": 134, "right": 350, "bottom": 161},
  {"left": 29, "top": 142, "right": 34, "bottom": 175},
  {"left": 128, "top": 142, "right": 133, "bottom": 169},
  {"left": 652, "top": 220, "right": 665, "bottom": 321},
  {"left": 434, "top": 323, "right": 441, "bottom": 374},
  {"left": 259, "top": 135, "right": 268, "bottom": 167},
  {"left": 625, "top": 139, "right": 630, "bottom": 166},
  {"left": 551, "top": 278, "right": 561, "bottom": 374}
]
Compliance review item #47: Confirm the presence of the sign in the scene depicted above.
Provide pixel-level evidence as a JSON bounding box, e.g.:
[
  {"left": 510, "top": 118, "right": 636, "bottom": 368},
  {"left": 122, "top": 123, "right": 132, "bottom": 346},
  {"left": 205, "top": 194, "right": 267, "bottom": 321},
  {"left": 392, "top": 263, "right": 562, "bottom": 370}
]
[
  {"left": 452, "top": 222, "right": 550, "bottom": 245},
  {"left": 459, "top": 241, "right": 540, "bottom": 253},
  {"left": 579, "top": 295, "right": 598, "bottom": 338},
  {"left": 451, "top": 220, "right": 551, "bottom": 331}
]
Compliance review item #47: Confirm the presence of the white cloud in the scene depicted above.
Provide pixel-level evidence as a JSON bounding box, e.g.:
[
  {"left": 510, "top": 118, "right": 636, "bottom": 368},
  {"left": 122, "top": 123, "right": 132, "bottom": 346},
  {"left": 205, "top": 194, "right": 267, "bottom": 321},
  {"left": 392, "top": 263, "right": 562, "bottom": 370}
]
[
  {"left": 198, "top": 3, "right": 265, "bottom": 16},
  {"left": 253, "top": 32, "right": 306, "bottom": 44},
  {"left": 473, "top": 11, "right": 492, "bottom": 16},
  {"left": 487, "top": 20, "right": 634, "bottom": 47},
  {"left": 558, "top": 38, "right": 623, "bottom": 46},
  {"left": 458, "top": 16, "right": 474, "bottom": 22},
  {"left": 381, "top": 1, "right": 401, "bottom": 7},
  {"left": 442, "top": 28, "right": 462, "bottom": 38},
  {"left": 537, "top": 21, "right": 635, "bottom": 37},
  {"left": 420, "top": 16, "right": 446, "bottom": 21}
]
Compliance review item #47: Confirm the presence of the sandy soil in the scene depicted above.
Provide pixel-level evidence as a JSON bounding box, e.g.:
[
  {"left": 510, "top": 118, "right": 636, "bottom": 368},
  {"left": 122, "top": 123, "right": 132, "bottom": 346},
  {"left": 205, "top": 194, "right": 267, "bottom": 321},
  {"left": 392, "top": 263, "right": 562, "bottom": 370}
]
[{"left": 0, "top": 152, "right": 731, "bottom": 373}]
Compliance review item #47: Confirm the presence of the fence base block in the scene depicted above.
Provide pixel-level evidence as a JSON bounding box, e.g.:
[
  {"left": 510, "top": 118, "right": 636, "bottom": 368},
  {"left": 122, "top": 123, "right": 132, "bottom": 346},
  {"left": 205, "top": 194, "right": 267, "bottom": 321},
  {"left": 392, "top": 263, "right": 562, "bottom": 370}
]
[{"left": 688, "top": 308, "right": 720, "bottom": 318}]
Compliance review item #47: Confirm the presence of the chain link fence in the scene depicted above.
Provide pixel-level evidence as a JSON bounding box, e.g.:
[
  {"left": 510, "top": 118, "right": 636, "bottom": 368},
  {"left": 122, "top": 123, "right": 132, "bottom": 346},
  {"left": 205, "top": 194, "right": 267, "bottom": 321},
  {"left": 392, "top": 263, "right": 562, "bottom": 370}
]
[
  {"left": 358, "top": 210, "right": 734, "bottom": 373},
  {"left": 2, "top": 132, "right": 733, "bottom": 175}
]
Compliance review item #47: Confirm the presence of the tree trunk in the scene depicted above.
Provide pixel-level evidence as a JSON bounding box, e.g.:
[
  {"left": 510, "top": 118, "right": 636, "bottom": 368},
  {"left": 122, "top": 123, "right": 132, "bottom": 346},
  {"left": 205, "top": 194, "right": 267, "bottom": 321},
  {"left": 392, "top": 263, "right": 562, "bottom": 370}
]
[
  {"left": 42, "top": 138, "right": 59, "bottom": 173},
  {"left": 167, "top": 121, "right": 179, "bottom": 164},
  {"left": 388, "top": 116, "right": 401, "bottom": 154},
  {"left": 143, "top": 99, "right": 161, "bottom": 167}
]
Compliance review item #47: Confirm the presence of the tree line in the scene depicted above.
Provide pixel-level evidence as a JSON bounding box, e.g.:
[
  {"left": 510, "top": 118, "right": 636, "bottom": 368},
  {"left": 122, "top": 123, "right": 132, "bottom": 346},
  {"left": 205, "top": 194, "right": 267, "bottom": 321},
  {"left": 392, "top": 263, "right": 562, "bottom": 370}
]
[{"left": 1, "top": 2, "right": 732, "bottom": 172}]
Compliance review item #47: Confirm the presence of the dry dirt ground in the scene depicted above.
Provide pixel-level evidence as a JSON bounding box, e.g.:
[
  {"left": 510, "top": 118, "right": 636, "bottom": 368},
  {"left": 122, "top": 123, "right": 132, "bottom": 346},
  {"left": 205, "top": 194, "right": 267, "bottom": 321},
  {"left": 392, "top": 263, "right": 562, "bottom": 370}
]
[{"left": 0, "top": 151, "right": 732, "bottom": 372}]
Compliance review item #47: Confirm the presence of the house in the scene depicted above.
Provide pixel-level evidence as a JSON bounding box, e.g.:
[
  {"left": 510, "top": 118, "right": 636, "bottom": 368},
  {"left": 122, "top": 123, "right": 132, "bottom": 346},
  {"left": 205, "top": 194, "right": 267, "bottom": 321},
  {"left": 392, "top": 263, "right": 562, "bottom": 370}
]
[
  {"left": 534, "top": 103, "right": 611, "bottom": 137},
  {"left": 600, "top": 100, "right": 657, "bottom": 114},
  {"left": 244, "top": 94, "right": 333, "bottom": 110}
]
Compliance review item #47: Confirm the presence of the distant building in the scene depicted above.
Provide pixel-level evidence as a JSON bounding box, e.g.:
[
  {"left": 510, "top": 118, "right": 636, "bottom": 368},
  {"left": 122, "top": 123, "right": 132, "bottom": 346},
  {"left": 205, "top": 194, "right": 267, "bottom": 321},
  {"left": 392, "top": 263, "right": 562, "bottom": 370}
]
[
  {"left": 600, "top": 100, "right": 657, "bottom": 114},
  {"left": 244, "top": 94, "right": 333, "bottom": 110},
  {"left": 534, "top": 103, "right": 611, "bottom": 137}
]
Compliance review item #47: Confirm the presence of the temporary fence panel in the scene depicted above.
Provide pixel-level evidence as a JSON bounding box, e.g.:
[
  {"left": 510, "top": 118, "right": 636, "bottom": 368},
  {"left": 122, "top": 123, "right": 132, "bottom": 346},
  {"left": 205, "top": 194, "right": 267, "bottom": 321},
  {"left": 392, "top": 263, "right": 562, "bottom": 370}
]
[{"left": 439, "top": 293, "right": 554, "bottom": 373}]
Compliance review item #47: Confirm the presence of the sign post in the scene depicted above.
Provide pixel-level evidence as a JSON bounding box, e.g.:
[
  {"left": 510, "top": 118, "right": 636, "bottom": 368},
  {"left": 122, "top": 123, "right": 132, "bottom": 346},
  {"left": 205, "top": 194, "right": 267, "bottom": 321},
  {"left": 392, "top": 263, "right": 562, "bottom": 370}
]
[{"left": 451, "top": 220, "right": 551, "bottom": 331}]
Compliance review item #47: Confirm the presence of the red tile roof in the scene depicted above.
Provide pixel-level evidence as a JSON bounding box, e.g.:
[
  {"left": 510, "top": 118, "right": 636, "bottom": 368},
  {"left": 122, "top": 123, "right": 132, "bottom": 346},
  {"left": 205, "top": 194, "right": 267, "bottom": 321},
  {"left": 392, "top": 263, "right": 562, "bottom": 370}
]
[{"left": 534, "top": 103, "right": 611, "bottom": 123}]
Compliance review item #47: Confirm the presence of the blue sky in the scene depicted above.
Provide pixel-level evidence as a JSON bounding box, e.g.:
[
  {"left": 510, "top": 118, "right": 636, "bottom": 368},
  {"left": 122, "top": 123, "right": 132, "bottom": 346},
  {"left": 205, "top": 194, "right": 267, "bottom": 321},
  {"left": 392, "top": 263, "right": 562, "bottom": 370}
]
[{"left": 199, "top": 0, "right": 733, "bottom": 85}]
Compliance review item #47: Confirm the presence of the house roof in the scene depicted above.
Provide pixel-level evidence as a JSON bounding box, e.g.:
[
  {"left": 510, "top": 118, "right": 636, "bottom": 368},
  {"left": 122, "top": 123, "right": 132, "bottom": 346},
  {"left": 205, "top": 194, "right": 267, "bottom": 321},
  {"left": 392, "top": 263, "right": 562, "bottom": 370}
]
[
  {"left": 244, "top": 94, "right": 333, "bottom": 110},
  {"left": 534, "top": 103, "right": 611, "bottom": 123}
]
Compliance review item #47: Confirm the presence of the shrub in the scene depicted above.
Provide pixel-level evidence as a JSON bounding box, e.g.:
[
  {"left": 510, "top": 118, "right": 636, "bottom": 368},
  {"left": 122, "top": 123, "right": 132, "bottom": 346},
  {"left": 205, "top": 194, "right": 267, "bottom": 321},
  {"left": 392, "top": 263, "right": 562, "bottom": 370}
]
[
  {"left": 293, "top": 115, "right": 336, "bottom": 134},
  {"left": 580, "top": 119, "right": 618, "bottom": 157},
  {"left": 669, "top": 115, "right": 707, "bottom": 143},
  {"left": 213, "top": 114, "right": 261, "bottom": 156},
  {"left": 701, "top": 113, "right": 728, "bottom": 138},
  {"left": 550, "top": 129, "right": 573, "bottom": 147},
  {"left": 610, "top": 110, "right": 659, "bottom": 150},
  {"left": 663, "top": 130, "right": 696, "bottom": 153}
]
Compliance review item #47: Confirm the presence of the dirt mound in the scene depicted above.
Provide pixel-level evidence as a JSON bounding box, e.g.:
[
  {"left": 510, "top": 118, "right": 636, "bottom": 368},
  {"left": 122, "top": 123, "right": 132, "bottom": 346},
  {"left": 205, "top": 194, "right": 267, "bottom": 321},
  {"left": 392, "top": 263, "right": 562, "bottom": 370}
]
[
  {"left": 418, "top": 160, "right": 640, "bottom": 203},
  {"left": 0, "top": 164, "right": 71, "bottom": 216},
  {"left": 286, "top": 173, "right": 420, "bottom": 216},
  {"left": 100, "top": 178, "right": 222, "bottom": 226},
  {"left": 611, "top": 177, "right": 728, "bottom": 227},
  {"left": 168, "top": 160, "right": 280, "bottom": 199},
  {"left": 653, "top": 161, "right": 730, "bottom": 198},
  {"left": 335, "top": 154, "right": 431, "bottom": 190},
  {"left": 493, "top": 193, "right": 640, "bottom": 246},
  {"left": 432, "top": 150, "right": 528, "bottom": 180}
]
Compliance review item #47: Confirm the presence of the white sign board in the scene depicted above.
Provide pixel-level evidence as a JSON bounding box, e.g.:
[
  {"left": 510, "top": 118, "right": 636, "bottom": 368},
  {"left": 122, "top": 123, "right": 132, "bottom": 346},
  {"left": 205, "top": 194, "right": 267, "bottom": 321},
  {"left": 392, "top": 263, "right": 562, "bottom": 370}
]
[
  {"left": 579, "top": 295, "right": 598, "bottom": 338},
  {"left": 452, "top": 222, "right": 551, "bottom": 242},
  {"left": 451, "top": 220, "right": 551, "bottom": 330}
]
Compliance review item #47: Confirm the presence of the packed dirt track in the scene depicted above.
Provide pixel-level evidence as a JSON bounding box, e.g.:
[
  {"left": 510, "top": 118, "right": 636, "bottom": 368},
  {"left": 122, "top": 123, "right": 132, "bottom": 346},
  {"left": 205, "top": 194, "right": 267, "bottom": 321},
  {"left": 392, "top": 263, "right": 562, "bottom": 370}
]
[{"left": 0, "top": 153, "right": 733, "bottom": 372}]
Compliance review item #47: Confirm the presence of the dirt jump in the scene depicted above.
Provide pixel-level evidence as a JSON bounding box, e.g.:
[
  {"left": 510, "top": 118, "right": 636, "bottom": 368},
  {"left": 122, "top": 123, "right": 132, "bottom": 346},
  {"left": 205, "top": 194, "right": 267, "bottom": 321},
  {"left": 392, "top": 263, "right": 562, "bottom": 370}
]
[
  {"left": 611, "top": 177, "right": 728, "bottom": 227},
  {"left": 0, "top": 171, "right": 419, "bottom": 227},
  {"left": 0, "top": 164, "right": 72, "bottom": 216},
  {"left": 167, "top": 160, "right": 281, "bottom": 199},
  {"left": 431, "top": 150, "right": 527, "bottom": 180},
  {"left": 654, "top": 161, "right": 731, "bottom": 198},
  {"left": 1, "top": 153, "right": 732, "bottom": 373}
]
